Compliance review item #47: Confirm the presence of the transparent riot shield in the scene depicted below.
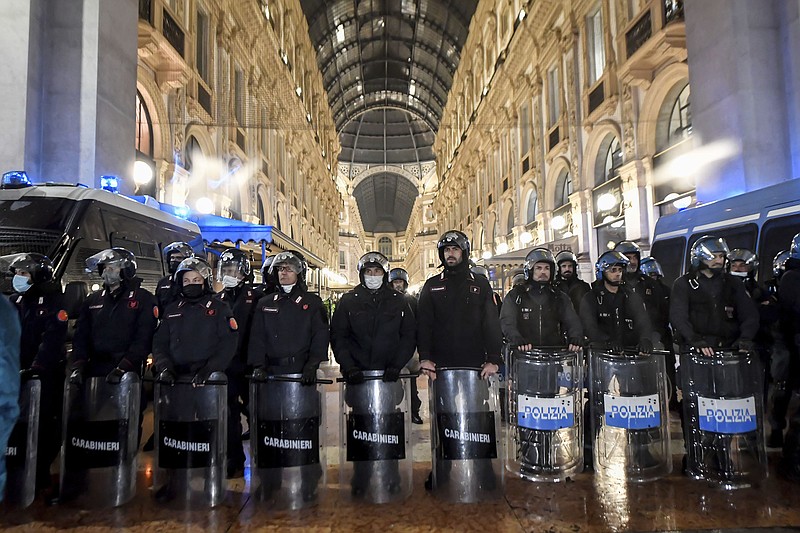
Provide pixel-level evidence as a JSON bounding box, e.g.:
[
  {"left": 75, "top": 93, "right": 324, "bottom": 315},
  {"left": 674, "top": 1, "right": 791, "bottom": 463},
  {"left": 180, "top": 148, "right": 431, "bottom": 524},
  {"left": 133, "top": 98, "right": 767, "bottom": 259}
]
[
  {"left": 430, "top": 367, "right": 503, "bottom": 502},
  {"left": 250, "top": 373, "right": 329, "bottom": 510},
  {"left": 589, "top": 350, "right": 672, "bottom": 482},
  {"left": 153, "top": 373, "right": 227, "bottom": 508},
  {"left": 339, "top": 370, "right": 413, "bottom": 504},
  {"left": 5, "top": 378, "right": 41, "bottom": 507},
  {"left": 680, "top": 350, "right": 767, "bottom": 488},
  {"left": 507, "top": 349, "right": 583, "bottom": 482},
  {"left": 59, "top": 373, "right": 141, "bottom": 507}
]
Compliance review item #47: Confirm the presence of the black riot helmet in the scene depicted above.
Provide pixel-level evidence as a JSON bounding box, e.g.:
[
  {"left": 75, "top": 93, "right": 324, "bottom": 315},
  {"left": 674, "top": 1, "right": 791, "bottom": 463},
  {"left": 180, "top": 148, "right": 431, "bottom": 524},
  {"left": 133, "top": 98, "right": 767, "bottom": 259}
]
[
  {"left": 216, "top": 248, "right": 252, "bottom": 282},
  {"left": 690, "top": 235, "right": 730, "bottom": 270},
  {"left": 389, "top": 267, "right": 409, "bottom": 284},
  {"left": 614, "top": 241, "right": 642, "bottom": 271},
  {"left": 162, "top": 242, "right": 195, "bottom": 275},
  {"left": 555, "top": 250, "right": 578, "bottom": 267},
  {"left": 85, "top": 248, "right": 137, "bottom": 280},
  {"left": 639, "top": 257, "right": 664, "bottom": 279},
  {"left": 269, "top": 250, "right": 307, "bottom": 283},
  {"left": 470, "top": 263, "right": 489, "bottom": 280},
  {"left": 773, "top": 250, "right": 789, "bottom": 279},
  {"left": 261, "top": 254, "right": 276, "bottom": 285},
  {"left": 595, "top": 251, "right": 629, "bottom": 281},
  {"left": 728, "top": 248, "right": 759, "bottom": 277},
  {"left": 523, "top": 247, "right": 556, "bottom": 282},
  {"left": 2, "top": 253, "right": 55, "bottom": 285},
  {"left": 174, "top": 257, "right": 214, "bottom": 292},
  {"left": 791, "top": 232, "right": 800, "bottom": 260},
  {"left": 437, "top": 230, "right": 470, "bottom": 266},
  {"left": 357, "top": 251, "right": 390, "bottom": 286}
]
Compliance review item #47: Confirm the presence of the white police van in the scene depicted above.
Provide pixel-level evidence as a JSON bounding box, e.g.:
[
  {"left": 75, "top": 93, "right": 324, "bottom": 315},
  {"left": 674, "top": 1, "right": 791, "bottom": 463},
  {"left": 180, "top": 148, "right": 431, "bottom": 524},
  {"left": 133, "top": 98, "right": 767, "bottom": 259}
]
[
  {"left": 0, "top": 173, "right": 201, "bottom": 311},
  {"left": 650, "top": 179, "right": 800, "bottom": 284}
]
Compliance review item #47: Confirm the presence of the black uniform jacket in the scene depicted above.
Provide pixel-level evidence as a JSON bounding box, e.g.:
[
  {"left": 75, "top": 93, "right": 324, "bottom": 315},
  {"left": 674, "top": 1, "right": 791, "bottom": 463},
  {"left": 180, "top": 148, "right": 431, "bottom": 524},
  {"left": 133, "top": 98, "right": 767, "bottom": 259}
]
[
  {"left": 331, "top": 284, "right": 416, "bottom": 373},
  {"left": 10, "top": 284, "right": 68, "bottom": 371},
  {"left": 153, "top": 293, "right": 238, "bottom": 375},
  {"left": 555, "top": 275, "right": 591, "bottom": 312},
  {"left": 216, "top": 284, "right": 264, "bottom": 370},
  {"left": 778, "top": 261, "right": 800, "bottom": 351},
  {"left": 500, "top": 282, "right": 583, "bottom": 348},
  {"left": 580, "top": 281, "right": 652, "bottom": 348},
  {"left": 670, "top": 271, "right": 759, "bottom": 349},
  {"left": 248, "top": 285, "right": 329, "bottom": 374},
  {"left": 72, "top": 278, "right": 157, "bottom": 374},
  {"left": 416, "top": 267, "right": 503, "bottom": 368},
  {"left": 155, "top": 274, "right": 178, "bottom": 315}
]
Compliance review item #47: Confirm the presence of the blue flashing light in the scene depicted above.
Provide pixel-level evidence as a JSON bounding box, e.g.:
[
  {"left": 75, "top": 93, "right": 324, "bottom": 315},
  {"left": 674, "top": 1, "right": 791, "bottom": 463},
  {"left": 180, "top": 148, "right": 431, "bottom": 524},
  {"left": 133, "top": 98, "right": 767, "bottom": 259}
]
[
  {"left": 100, "top": 175, "right": 120, "bottom": 193},
  {"left": 174, "top": 205, "right": 191, "bottom": 219},
  {"left": 2, "top": 170, "right": 32, "bottom": 189}
]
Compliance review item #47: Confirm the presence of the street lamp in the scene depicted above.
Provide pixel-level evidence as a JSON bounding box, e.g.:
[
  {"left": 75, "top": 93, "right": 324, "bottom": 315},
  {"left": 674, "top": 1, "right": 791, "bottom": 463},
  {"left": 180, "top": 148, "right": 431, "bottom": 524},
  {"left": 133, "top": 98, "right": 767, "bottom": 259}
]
[
  {"left": 133, "top": 160, "right": 154, "bottom": 185},
  {"left": 196, "top": 196, "right": 215, "bottom": 214}
]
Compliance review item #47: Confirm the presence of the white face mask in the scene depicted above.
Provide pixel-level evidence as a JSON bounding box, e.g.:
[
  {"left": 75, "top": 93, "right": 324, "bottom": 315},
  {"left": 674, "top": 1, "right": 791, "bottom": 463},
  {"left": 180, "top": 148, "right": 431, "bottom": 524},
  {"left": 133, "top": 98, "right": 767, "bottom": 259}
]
[
  {"left": 222, "top": 275, "right": 241, "bottom": 289},
  {"left": 13, "top": 275, "right": 31, "bottom": 293},
  {"left": 731, "top": 271, "right": 749, "bottom": 278},
  {"left": 102, "top": 270, "right": 121, "bottom": 286},
  {"left": 364, "top": 275, "right": 383, "bottom": 290},
  {"left": 281, "top": 283, "right": 295, "bottom": 293}
]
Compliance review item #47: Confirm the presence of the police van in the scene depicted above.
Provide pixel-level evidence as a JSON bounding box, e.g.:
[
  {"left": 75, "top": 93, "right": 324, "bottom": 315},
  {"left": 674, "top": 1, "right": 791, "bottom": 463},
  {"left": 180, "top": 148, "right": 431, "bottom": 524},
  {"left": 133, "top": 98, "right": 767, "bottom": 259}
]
[
  {"left": 0, "top": 175, "right": 202, "bottom": 312},
  {"left": 650, "top": 179, "right": 800, "bottom": 284}
]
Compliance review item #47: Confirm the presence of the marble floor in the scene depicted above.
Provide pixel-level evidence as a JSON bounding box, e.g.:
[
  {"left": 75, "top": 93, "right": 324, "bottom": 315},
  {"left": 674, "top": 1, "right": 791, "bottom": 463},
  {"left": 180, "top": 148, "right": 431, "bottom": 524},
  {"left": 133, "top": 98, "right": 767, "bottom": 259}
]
[{"left": 3, "top": 371, "right": 800, "bottom": 532}]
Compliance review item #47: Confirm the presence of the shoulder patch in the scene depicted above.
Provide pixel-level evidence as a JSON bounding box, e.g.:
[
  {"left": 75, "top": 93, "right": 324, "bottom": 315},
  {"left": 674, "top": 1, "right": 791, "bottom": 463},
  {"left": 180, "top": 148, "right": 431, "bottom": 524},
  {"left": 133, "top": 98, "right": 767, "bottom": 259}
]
[
  {"left": 470, "top": 285, "right": 481, "bottom": 294},
  {"left": 127, "top": 300, "right": 139, "bottom": 309},
  {"left": 57, "top": 310, "right": 69, "bottom": 322},
  {"left": 153, "top": 306, "right": 159, "bottom": 319},
  {"left": 206, "top": 308, "right": 217, "bottom": 316},
  {"left": 229, "top": 317, "right": 238, "bottom": 331}
]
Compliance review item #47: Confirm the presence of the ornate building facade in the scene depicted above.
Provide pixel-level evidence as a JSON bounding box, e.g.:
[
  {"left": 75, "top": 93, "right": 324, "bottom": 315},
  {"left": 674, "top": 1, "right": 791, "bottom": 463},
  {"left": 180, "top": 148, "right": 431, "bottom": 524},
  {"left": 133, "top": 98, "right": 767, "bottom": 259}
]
[
  {"left": 136, "top": 0, "right": 342, "bottom": 271},
  {"left": 434, "top": 0, "right": 689, "bottom": 286}
]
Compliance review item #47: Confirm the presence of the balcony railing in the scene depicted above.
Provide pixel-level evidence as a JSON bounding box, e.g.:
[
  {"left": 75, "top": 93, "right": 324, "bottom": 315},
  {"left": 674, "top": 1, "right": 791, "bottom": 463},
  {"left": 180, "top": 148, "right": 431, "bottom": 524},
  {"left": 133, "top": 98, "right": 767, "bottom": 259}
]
[
  {"left": 548, "top": 126, "right": 560, "bottom": 151},
  {"left": 588, "top": 82, "right": 605, "bottom": 114},
  {"left": 162, "top": 8, "right": 185, "bottom": 57},
  {"left": 626, "top": 8, "right": 652, "bottom": 58},
  {"left": 664, "top": 0, "right": 684, "bottom": 24},
  {"left": 139, "top": 0, "right": 152, "bottom": 24}
]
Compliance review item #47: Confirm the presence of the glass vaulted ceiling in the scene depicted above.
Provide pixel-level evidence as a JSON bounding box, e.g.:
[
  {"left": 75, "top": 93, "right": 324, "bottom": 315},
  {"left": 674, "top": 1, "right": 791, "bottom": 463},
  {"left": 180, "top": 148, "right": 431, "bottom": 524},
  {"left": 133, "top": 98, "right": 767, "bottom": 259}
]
[{"left": 301, "top": 0, "right": 478, "bottom": 233}]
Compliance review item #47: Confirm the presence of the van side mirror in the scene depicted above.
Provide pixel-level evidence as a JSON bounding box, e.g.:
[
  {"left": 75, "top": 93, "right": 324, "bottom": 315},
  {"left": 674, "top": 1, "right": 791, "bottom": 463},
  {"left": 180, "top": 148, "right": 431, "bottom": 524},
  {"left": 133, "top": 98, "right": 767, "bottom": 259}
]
[{"left": 63, "top": 281, "right": 88, "bottom": 318}]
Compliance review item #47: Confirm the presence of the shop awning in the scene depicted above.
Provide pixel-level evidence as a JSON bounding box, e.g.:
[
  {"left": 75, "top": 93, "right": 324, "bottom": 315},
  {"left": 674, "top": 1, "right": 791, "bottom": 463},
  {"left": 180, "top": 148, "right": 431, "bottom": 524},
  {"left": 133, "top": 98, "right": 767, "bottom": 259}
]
[{"left": 484, "top": 236, "right": 580, "bottom": 268}]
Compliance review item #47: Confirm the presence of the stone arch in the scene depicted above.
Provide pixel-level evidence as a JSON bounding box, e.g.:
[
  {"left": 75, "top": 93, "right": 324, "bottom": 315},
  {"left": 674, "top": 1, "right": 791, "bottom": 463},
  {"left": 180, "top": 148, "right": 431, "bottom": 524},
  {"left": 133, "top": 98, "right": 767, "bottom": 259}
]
[
  {"left": 545, "top": 156, "right": 572, "bottom": 211},
  {"left": 583, "top": 120, "right": 623, "bottom": 187},
  {"left": 521, "top": 181, "right": 539, "bottom": 224},
  {"left": 135, "top": 70, "right": 169, "bottom": 162},
  {"left": 501, "top": 198, "right": 515, "bottom": 235},
  {"left": 638, "top": 62, "right": 690, "bottom": 156},
  {"left": 351, "top": 164, "right": 419, "bottom": 190}
]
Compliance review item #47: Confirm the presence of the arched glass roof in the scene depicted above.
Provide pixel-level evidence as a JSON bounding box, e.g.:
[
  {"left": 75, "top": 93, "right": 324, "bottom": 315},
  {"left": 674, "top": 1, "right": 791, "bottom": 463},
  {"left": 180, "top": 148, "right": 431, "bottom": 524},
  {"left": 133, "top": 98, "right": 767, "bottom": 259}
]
[{"left": 353, "top": 171, "right": 419, "bottom": 233}]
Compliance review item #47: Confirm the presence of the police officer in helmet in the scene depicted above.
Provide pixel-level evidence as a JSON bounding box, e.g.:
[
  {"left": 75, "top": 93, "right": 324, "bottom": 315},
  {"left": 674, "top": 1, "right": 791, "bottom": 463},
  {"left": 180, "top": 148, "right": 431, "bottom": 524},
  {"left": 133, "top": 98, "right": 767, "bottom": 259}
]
[
  {"left": 259, "top": 254, "right": 279, "bottom": 296},
  {"left": 4, "top": 253, "right": 68, "bottom": 496},
  {"left": 388, "top": 267, "right": 423, "bottom": 425},
  {"left": 331, "top": 252, "right": 416, "bottom": 496},
  {"left": 156, "top": 242, "right": 195, "bottom": 314},
  {"left": 766, "top": 250, "right": 792, "bottom": 448},
  {"left": 639, "top": 256, "right": 677, "bottom": 409},
  {"left": 554, "top": 250, "right": 590, "bottom": 312},
  {"left": 778, "top": 233, "right": 800, "bottom": 480},
  {"left": 214, "top": 248, "right": 263, "bottom": 478}
]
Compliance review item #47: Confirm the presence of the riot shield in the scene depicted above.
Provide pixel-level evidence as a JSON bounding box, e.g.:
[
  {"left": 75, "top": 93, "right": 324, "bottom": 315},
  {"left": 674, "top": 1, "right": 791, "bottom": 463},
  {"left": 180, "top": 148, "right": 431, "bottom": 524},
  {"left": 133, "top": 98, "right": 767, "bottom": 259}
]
[
  {"left": 430, "top": 367, "right": 503, "bottom": 502},
  {"left": 153, "top": 373, "right": 227, "bottom": 508},
  {"left": 59, "top": 373, "right": 141, "bottom": 507},
  {"left": 680, "top": 350, "right": 767, "bottom": 488},
  {"left": 507, "top": 349, "right": 583, "bottom": 482},
  {"left": 5, "top": 378, "right": 41, "bottom": 507},
  {"left": 339, "top": 370, "right": 413, "bottom": 504},
  {"left": 250, "top": 373, "right": 327, "bottom": 509},
  {"left": 589, "top": 350, "right": 671, "bottom": 482}
]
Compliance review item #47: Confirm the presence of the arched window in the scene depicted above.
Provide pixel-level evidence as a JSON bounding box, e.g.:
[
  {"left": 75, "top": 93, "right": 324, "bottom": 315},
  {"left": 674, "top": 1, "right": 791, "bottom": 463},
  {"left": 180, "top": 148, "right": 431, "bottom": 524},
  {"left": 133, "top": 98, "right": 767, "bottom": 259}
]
[
  {"left": 257, "top": 197, "right": 265, "bottom": 225},
  {"left": 668, "top": 84, "right": 692, "bottom": 144},
  {"left": 506, "top": 204, "right": 515, "bottom": 235},
  {"left": 378, "top": 237, "right": 392, "bottom": 258},
  {"left": 276, "top": 212, "right": 282, "bottom": 230},
  {"left": 184, "top": 136, "right": 202, "bottom": 172},
  {"left": 135, "top": 91, "right": 153, "bottom": 159},
  {"left": 596, "top": 136, "right": 622, "bottom": 185},
  {"left": 555, "top": 170, "right": 572, "bottom": 208},
  {"left": 525, "top": 188, "right": 538, "bottom": 224}
]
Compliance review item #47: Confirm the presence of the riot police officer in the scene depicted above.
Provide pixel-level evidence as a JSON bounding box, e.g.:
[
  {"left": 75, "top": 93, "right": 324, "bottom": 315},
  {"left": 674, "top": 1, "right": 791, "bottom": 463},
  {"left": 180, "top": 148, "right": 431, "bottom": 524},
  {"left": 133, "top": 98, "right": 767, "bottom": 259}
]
[
  {"left": 388, "top": 267, "right": 422, "bottom": 425},
  {"left": 259, "top": 254, "right": 279, "bottom": 296},
  {"left": 215, "top": 248, "right": 263, "bottom": 478},
  {"left": 500, "top": 248, "right": 583, "bottom": 352},
  {"left": 554, "top": 250, "right": 590, "bottom": 312},
  {"left": 640, "top": 257, "right": 677, "bottom": 409},
  {"left": 580, "top": 251, "right": 653, "bottom": 353},
  {"left": 670, "top": 236, "right": 759, "bottom": 356},
  {"left": 5, "top": 253, "right": 68, "bottom": 495},
  {"left": 417, "top": 231, "right": 503, "bottom": 491},
  {"left": 778, "top": 234, "right": 800, "bottom": 480},
  {"left": 70, "top": 248, "right": 158, "bottom": 387},
  {"left": 471, "top": 263, "right": 503, "bottom": 310},
  {"left": 155, "top": 242, "right": 195, "bottom": 314},
  {"left": 767, "top": 250, "right": 792, "bottom": 447}
]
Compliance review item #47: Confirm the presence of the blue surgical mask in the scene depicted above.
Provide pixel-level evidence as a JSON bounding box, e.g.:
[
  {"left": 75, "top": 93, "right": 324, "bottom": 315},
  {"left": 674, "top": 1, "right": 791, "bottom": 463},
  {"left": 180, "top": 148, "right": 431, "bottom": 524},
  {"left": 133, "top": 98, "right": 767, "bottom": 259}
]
[{"left": 13, "top": 275, "right": 31, "bottom": 293}]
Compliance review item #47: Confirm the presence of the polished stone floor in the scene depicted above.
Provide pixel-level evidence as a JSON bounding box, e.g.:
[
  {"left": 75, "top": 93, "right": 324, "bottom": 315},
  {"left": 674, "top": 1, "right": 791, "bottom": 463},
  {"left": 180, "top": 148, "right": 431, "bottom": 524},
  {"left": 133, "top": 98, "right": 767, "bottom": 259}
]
[{"left": 3, "top": 370, "right": 800, "bottom": 532}]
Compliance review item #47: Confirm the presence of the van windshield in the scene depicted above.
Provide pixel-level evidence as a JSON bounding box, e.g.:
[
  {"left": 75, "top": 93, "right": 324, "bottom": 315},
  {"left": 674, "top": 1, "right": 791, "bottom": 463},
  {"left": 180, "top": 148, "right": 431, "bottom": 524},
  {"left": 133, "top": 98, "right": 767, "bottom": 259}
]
[{"left": 0, "top": 198, "right": 77, "bottom": 232}]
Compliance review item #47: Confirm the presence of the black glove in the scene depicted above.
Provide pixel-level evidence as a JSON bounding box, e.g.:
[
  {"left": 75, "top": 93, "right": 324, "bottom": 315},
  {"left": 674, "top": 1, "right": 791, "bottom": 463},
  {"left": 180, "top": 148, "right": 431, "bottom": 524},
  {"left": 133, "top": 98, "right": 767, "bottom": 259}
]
[
  {"left": 68, "top": 364, "right": 84, "bottom": 386},
  {"left": 637, "top": 339, "right": 653, "bottom": 355},
  {"left": 609, "top": 343, "right": 625, "bottom": 354},
  {"left": 251, "top": 366, "right": 269, "bottom": 382},
  {"left": 192, "top": 365, "right": 213, "bottom": 386},
  {"left": 692, "top": 338, "right": 711, "bottom": 351},
  {"left": 382, "top": 367, "right": 401, "bottom": 382},
  {"left": 106, "top": 367, "right": 126, "bottom": 384},
  {"left": 157, "top": 368, "right": 176, "bottom": 385},
  {"left": 301, "top": 365, "right": 318, "bottom": 386},
  {"left": 567, "top": 337, "right": 584, "bottom": 349},
  {"left": 734, "top": 339, "right": 755, "bottom": 353},
  {"left": 345, "top": 368, "right": 365, "bottom": 385}
]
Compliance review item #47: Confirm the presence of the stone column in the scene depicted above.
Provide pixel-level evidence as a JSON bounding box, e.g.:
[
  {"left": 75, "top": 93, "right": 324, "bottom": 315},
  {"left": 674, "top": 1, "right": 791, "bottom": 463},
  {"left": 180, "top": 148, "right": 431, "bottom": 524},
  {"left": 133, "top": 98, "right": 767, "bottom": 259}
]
[{"left": 685, "top": 0, "right": 794, "bottom": 201}]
